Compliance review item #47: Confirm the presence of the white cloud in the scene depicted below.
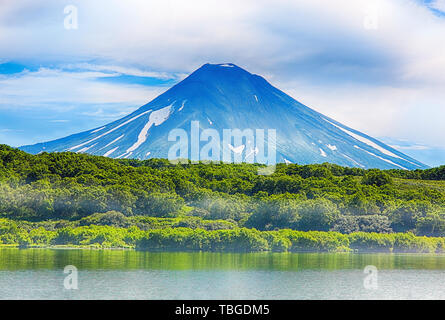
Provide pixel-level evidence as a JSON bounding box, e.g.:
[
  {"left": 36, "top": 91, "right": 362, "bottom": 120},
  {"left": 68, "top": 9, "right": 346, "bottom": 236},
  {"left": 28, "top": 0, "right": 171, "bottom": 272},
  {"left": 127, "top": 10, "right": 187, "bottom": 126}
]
[
  {"left": 430, "top": 0, "right": 445, "bottom": 12},
  {"left": 80, "top": 108, "right": 134, "bottom": 120},
  {"left": 281, "top": 80, "right": 445, "bottom": 148},
  {"left": 0, "top": 68, "right": 165, "bottom": 109},
  {"left": 49, "top": 120, "right": 70, "bottom": 123},
  {"left": 66, "top": 63, "right": 184, "bottom": 80},
  {"left": 0, "top": 128, "right": 23, "bottom": 132}
]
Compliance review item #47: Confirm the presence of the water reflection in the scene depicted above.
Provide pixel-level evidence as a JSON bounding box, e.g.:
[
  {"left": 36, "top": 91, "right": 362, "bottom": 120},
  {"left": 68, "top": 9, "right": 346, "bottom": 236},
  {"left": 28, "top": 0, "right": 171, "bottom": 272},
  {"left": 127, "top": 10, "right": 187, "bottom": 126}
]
[{"left": 1, "top": 248, "right": 445, "bottom": 271}]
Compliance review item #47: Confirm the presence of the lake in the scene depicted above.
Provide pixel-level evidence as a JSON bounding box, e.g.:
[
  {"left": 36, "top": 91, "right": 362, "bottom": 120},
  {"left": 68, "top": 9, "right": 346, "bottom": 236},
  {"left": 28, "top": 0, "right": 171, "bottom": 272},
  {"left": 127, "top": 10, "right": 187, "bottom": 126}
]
[{"left": 1, "top": 248, "right": 445, "bottom": 299}]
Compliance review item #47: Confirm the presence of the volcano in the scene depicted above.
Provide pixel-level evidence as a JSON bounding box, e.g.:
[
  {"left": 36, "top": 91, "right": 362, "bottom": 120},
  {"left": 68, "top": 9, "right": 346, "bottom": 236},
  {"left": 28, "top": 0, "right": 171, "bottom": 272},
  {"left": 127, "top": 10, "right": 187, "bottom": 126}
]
[{"left": 20, "top": 63, "right": 427, "bottom": 170}]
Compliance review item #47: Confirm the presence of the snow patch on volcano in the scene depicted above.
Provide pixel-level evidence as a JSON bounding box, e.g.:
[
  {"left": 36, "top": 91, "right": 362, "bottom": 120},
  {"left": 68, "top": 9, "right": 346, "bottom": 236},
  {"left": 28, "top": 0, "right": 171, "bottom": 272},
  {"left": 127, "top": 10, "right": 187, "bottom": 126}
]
[
  {"left": 126, "top": 104, "right": 173, "bottom": 153},
  {"left": 354, "top": 145, "right": 407, "bottom": 170},
  {"left": 103, "top": 147, "right": 119, "bottom": 157},
  {"left": 91, "top": 126, "right": 106, "bottom": 133},
  {"left": 69, "top": 110, "right": 152, "bottom": 151},
  {"left": 324, "top": 118, "right": 404, "bottom": 160},
  {"left": 178, "top": 100, "right": 186, "bottom": 111},
  {"left": 228, "top": 144, "right": 245, "bottom": 154},
  {"left": 77, "top": 143, "right": 97, "bottom": 153},
  {"left": 100, "top": 134, "right": 124, "bottom": 150}
]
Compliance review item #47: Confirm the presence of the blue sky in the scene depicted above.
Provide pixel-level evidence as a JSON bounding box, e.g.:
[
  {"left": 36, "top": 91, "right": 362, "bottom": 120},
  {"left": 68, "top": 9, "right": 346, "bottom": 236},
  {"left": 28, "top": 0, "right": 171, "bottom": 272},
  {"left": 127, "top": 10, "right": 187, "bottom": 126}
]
[{"left": 1, "top": 0, "right": 445, "bottom": 166}]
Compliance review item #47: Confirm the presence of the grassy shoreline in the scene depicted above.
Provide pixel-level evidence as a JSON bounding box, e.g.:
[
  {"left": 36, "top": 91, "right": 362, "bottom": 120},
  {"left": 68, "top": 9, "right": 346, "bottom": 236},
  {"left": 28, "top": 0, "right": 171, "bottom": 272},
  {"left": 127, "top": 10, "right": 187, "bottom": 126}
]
[
  {"left": 1, "top": 246, "right": 444, "bottom": 255},
  {"left": 1, "top": 244, "right": 444, "bottom": 254},
  {"left": 1, "top": 222, "right": 444, "bottom": 253}
]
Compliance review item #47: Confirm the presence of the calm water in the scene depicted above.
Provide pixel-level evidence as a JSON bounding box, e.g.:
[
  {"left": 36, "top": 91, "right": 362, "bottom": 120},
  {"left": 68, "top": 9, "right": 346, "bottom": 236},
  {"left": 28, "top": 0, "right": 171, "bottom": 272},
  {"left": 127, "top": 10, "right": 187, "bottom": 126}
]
[{"left": 1, "top": 248, "right": 445, "bottom": 299}]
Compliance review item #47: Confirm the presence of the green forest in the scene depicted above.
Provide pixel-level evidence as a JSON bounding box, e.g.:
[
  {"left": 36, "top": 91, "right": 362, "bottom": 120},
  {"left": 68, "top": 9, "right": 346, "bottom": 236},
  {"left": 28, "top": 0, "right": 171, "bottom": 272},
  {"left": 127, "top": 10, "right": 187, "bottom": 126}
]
[{"left": 1, "top": 144, "right": 445, "bottom": 252}]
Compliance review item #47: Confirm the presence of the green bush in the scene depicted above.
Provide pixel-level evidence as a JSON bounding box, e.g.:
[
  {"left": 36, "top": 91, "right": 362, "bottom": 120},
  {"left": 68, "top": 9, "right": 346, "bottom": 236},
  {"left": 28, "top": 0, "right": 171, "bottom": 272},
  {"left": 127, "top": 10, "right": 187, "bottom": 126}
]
[
  {"left": 263, "top": 232, "right": 291, "bottom": 252},
  {"left": 348, "top": 232, "right": 394, "bottom": 252},
  {"left": 29, "top": 227, "right": 57, "bottom": 245},
  {"left": 278, "top": 230, "right": 349, "bottom": 252},
  {"left": 79, "top": 211, "right": 130, "bottom": 227},
  {"left": 362, "top": 170, "right": 393, "bottom": 187},
  {"left": 393, "top": 232, "right": 436, "bottom": 253}
]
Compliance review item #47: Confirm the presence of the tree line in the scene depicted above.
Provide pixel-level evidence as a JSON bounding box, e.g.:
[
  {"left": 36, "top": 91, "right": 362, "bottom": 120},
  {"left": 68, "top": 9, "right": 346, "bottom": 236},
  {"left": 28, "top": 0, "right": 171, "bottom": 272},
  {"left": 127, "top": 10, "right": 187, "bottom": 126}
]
[
  {"left": 1, "top": 144, "right": 445, "bottom": 238},
  {"left": 1, "top": 218, "right": 443, "bottom": 253}
]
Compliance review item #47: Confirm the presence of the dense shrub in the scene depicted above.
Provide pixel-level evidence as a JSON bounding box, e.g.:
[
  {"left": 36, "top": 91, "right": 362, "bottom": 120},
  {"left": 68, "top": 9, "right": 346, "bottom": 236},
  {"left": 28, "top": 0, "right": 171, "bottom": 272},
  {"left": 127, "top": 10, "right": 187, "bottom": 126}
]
[
  {"left": 297, "top": 199, "right": 339, "bottom": 231},
  {"left": 416, "top": 212, "right": 445, "bottom": 237},
  {"left": 278, "top": 230, "right": 349, "bottom": 252},
  {"left": 79, "top": 211, "right": 130, "bottom": 227},
  {"left": 245, "top": 194, "right": 300, "bottom": 230},
  {"left": 362, "top": 170, "right": 393, "bottom": 187},
  {"left": 392, "top": 233, "right": 437, "bottom": 253},
  {"left": 331, "top": 215, "right": 393, "bottom": 234},
  {"left": 348, "top": 232, "right": 394, "bottom": 252}
]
